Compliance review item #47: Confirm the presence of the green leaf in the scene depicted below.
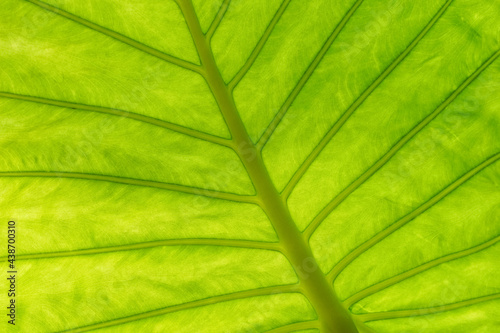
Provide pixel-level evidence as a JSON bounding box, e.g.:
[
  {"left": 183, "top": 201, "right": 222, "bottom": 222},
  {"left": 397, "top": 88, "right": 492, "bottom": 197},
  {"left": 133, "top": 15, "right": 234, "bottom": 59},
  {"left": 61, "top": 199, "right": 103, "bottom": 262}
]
[{"left": 1, "top": 0, "right": 499, "bottom": 332}]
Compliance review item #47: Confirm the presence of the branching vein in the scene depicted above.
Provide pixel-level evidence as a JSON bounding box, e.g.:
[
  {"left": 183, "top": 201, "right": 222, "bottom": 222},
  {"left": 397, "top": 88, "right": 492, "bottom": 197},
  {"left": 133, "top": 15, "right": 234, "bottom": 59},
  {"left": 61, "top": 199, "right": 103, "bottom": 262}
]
[
  {"left": 206, "top": 0, "right": 231, "bottom": 40},
  {"left": 256, "top": 0, "right": 365, "bottom": 150},
  {"left": 265, "top": 320, "right": 320, "bottom": 333},
  {"left": 326, "top": 153, "right": 500, "bottom": 282},
  {"left": 24, "top": 0, "right": 203, "bottom": 74},
  {"left": 0, "top": 171, "right": 258, "bottom": 204},
  {"left": 281, "top": 0, "right": 454, "bottom": 200},
  {"left": 0, "top": 92, "right": 233, "bottom": 148},
  {"left": 355, "top": 293, "right": 500, "bottom": 322},
  {"left": 302, "top": 47, "right": 500, "bottom": 239},
  {"left": 63, "top": 284, "right": 300, "bottom": 332},
  {"left": 4, "top": 239, "right": 282, "bottom": 261},
  {"left": 343, "top": 235, "right": 500, "bottom": 308},
  {"left": 228, "top": 0, "right": 292, "bottom": 90}
]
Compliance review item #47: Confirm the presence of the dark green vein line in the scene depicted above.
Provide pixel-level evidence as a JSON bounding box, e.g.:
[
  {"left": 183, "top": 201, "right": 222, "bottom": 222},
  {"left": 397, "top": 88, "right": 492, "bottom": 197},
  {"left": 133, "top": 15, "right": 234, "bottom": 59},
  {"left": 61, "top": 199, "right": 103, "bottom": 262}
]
[
  {"left": 326, "top": 153, "right": 500, "bottom": 282},
  {"left": 228, "top": 0, "right": 292, "bottom": 90},
  {"left": 0, "top": 92, "right": 233, "bottom": 148},
  {"left": 343, "top": 235, "right": 500, "bottom": 308},
  {"left": 0, "top": 172, "right": 258, "bottom": 204},
  {"left": 355, "top": 293, "right": 500, "bottom": 322},
  {"left": 281, "top": 0, "right": 454, "bottom": 200},
  {"left": 206, "top": 0, "right": 231, "bottom": 40},
  {"left": 265, "top": 320, "right": 320, "bottom": 333},
  {"left": 62, "top": 284, "right": 300, "bottom": 332},
  {"left": 303, "top": 48, "right": 500, "bottom": 239},
  {"left": 2, "top": 239, "right": 282, "bottom": 261},
  {"left": 256, "top": 0, "right": 365, "bottom": 151},
  {"left": 24, "top": 0, "right": 203, "bottom": 74}
]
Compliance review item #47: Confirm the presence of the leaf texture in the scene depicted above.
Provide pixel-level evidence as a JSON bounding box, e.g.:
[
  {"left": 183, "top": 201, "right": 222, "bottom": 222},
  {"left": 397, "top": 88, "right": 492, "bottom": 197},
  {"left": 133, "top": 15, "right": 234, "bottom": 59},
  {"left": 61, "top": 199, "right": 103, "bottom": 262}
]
[{"left": 0, "top": 0, "right": 499, "bottom": 332}]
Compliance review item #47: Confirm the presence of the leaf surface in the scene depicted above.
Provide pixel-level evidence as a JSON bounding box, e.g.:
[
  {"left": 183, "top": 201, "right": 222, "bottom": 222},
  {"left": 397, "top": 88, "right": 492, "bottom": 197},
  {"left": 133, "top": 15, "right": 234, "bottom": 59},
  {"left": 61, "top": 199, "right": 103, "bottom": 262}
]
[{"left": 1, "top": 0, "right": 499, "bottom": 332}]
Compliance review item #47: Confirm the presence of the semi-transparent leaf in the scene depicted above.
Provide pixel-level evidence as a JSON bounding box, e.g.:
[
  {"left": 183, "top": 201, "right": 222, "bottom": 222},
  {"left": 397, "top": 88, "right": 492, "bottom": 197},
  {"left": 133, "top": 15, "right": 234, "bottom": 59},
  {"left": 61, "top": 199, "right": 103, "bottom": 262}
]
[{"left": 1, "top": 0, "right": 499, "bottom": 332}]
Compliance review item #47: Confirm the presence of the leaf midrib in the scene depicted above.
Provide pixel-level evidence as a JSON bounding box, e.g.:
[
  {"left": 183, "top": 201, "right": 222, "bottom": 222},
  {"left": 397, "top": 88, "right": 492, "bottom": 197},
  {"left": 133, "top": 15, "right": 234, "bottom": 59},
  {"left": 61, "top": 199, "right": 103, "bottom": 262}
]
[{"left": 176, "top": 0, "right": 358, "bottom": 331}]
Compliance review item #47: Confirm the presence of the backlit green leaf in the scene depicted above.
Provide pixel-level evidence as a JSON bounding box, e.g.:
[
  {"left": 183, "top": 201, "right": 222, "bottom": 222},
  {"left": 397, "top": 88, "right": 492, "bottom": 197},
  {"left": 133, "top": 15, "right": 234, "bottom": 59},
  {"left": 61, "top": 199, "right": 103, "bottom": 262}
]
[{"left": 1, "top": 0, "right": 499, "bottom": 332}]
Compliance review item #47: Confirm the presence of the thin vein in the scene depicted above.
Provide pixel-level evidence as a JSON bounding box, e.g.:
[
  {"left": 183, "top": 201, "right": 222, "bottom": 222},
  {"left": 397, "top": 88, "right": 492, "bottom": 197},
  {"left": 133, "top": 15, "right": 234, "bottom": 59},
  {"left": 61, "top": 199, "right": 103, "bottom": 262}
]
[
  {"left": 326, "top": 153, "right": 500, "bottom": 282},
  {"left": 356, "top": 293, "right": 500, "bottom": 322},
  {"left": 265, "top": 320, "right": 320, "bottom": 333},
  {"left": 62, "top": 284, "right": 300, "bottom": 332},
  {"left": 206, "top": 0, "right": 231, "bottom": 40},
  {"left": 303, "top": 48, "right": 500, "bottom": 239},
  {"left": 282, "top": 0, "right": 454, "bottom": 200},
  {"left": 24, "top": 0, "right": 203, "bottom": 75},
  {"left": 228, "top": 0, "right": 292, "bottom": 91},
  {"left": 256, "top": 0, "right": 365, "bottom": 151},
  {"left": 0, "top": 172, "right": 258, "bottom": 204},
  {"left": 0, "top": 92, "right": 233, "bottom": 148},
  {"left": 4, "top": 239, "right": 282, "bottom": 261},
  {"left": 344, "top": 235, "right": 500, "bottom": 308}
]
